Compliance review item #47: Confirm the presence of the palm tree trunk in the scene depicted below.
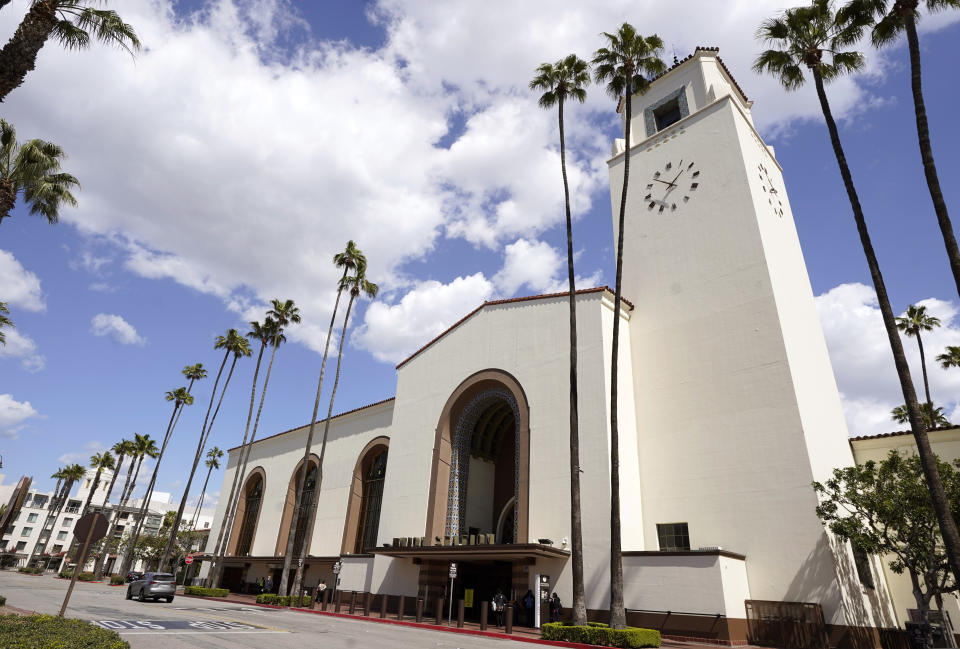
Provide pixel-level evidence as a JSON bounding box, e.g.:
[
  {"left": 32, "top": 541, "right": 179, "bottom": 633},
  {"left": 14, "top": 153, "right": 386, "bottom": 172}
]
[
  {"left": 94, "top": 456, "right": 135, "bottom": 579},
  {"left": 812, "top": 65, "right": 960, "bottom": 586},
  {"left": 282, "top": 279, "right": 347, "bottom": 597},
  {"left": 609, "top": 84, "right": 631, "bottom": 631},
  {"left": 558, "top": 98, "right": 587, "bottom": 626},
  {"left": 160, "top": 351, "right": 229, "bottom": 571},
  {"left": 190, "top": 464, "right": 214, "bottom": 530},
  {"left": 0, "top": 0, "right": 57, "bottom": 103},
  {"left": 91, "top": 454, "right": 125, "bottom": 577},
  {"left": 211, "top": 342, "right": 277, "bottom": 589},
  {"left": 0, "top": 178, "right": 15, "bottom": 223},
  {"left": 288, "top": 292, "right": 355, "bottom": 598},
  {"left": 26, "top": 477, "right": 62, "bottom": 568},
  {"left": 68, "top": 468, "right": 103, "bottom": 562},
  {"left": 902, "top": 10, "right": 960, "bottom": 303},
  {"left": 916, "top": 331, "right": 933, "bottom": 408}
]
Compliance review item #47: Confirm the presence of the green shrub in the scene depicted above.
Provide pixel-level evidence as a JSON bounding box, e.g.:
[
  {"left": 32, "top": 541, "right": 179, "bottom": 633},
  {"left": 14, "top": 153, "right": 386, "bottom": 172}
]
[
  {"left": 17, "top": 567, "right": 41, "bottom": 575},
  {"left": 256, "top": 593, "right": 279, "bottom": 605},
  {"left": 184, "top": 586, "right": 228, "bottom": 598},
  {"left": 541, "top": 622, "right": 661, "bottom": 648},
  {"left": 59, "top": 571, "right": 96, "bottom": 581},
  {"left": 0, "top": 614, "right": 129, "bottom": 649},
  {"left": 110, "top": 575, "right": 125, "bottom": 585},
  {"left": 254, "top": 593, "right": 310, "bottom": 606},
  {"left": 0, "top": 595, "right": 6, "bottom": 606}
]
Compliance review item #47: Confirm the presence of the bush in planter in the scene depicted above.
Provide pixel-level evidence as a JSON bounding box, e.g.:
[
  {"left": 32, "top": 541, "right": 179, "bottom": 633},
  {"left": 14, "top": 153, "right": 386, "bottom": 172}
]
[
  {"left": 0, "top": 595, "right": 6, "bottom": 606},
  {"left": 184, "top": 586, "right": 228, "bottom": 598},
  {"left": 60, "top": 571, "right": 96, "bottom": 581},
  {"left": 256, "top": 593, "right": 278, "bottom": 605},
  {"left": 110, "top": 575, "right": 125, "bottom": 585},
  {"left": 17, "top": 567, "right": 41, "bottom": 575},
  {"left": 541, "top": 622, "right": 661, "bottom": 648},
  {"left": 0, "top": 614, "right": 129, "bottom": 649}
]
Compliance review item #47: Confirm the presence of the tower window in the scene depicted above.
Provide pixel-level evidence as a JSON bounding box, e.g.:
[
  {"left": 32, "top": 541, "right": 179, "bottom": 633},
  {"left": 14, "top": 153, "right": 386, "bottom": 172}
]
[
  {"left": 656, "top": 523, "right": 690, "bottom": 551},
  {"left": 654, "top": 99, "right": 683, "bottom": 131},
  {"left": 851, "top": 542, "right": 875, "bottom": 589}
]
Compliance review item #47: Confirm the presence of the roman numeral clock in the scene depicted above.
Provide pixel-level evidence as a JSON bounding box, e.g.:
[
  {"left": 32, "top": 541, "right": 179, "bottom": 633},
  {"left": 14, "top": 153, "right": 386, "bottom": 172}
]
[{"left": 643, "top": 160, "right": 700, "bottom": 214}]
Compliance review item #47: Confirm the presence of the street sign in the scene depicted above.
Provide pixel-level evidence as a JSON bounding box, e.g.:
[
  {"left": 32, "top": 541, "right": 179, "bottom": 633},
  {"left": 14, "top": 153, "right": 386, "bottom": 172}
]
[
  {"left": 72, "top": 513, "right": 108, "bottom": 545},
  {"left": 184, "top": 555, "right": 194, "bottom": 565},
  {"left": 448, "top": 562, "right": 457, "bottom": 579}
]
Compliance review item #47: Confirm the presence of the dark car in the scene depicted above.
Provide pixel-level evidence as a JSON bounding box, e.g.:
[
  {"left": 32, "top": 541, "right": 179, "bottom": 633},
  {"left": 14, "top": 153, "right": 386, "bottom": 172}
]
[
  {"left": 126, "top": 572, "right": 176, "bottom": 603},
  {"left": 124, "top": 571, "right": 143, "bottom": 584}
]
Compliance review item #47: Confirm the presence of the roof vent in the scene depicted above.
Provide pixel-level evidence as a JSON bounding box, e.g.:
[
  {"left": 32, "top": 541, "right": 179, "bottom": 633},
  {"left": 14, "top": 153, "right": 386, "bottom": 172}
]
[{"left": 698, "top": 546, "right": 722, "bottom": 552}]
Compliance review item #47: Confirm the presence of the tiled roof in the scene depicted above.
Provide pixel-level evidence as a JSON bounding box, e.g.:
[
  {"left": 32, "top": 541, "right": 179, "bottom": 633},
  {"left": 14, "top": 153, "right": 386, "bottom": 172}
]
[
  {"left": 396, "top": 286, "right": 634, "bottom": 370},
  {"left": 616, "top": 47, "right": 749, "bottom": 113},
  {"left": 227, "top": 397, "right": 396, "bottom": 452},
  {"left": 850, "top": 425, "right": 960, "bottom": 442}
]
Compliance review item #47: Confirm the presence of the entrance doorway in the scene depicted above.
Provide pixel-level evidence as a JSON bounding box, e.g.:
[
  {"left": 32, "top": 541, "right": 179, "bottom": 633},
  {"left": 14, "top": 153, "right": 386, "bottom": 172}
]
[{"left": 448, "top": 561, "right": 512, "bottom": 622}]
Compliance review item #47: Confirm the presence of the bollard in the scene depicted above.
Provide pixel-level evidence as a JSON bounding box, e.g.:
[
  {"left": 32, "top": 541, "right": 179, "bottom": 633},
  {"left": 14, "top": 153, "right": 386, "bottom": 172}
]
[
  {"left": 335, "top": 590, "right": 343, "bottom": 613},
  {"left": 436, "top": 597, "right": 444, "bottom": 625},
  {"left": 397, "top": 594, "right": 405, "bottom": 621},
  {"left": 457, "top": 599, "right": 465, "bottom": 628},
  {"left": 365, "top": 592, "right": 373, "bottom": 617},
  {"left": 349, "top": 591, "right": 357, "bottom": 614},
  {"left": 479, "top": 601, "right": 488, "bottom": 630},
  {"left": 505, "top": 603, "right": 513, "bottom": 634},
  {"left": 416, "top": 597, "right": 423, "bottom": 623},
  {"left": 322, "top": 588, "right": 329, "bottom": 611},
  {"left": 380, "top": 594, "right": 388, "bottom": 619}
]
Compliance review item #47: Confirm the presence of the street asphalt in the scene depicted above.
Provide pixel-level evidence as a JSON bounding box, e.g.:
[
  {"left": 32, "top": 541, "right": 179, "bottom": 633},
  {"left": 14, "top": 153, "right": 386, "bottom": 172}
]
[{"left": 0, "top": 571, "right": 538, "bottom": 648}]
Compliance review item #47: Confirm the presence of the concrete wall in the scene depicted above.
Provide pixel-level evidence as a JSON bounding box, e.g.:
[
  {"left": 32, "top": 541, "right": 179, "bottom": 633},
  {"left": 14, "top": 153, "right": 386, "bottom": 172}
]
[{"left": 621, "top": 552, "right": 750, "bottom": 617}]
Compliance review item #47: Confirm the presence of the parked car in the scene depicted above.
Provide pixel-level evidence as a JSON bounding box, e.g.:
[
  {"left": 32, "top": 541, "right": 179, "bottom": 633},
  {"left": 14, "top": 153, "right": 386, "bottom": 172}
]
[
  {"left": 124, "top": 571, "right": 143, "bottom": 583},
  {"left": 126, "top": 572, "right": 175, "bottom": 603}
]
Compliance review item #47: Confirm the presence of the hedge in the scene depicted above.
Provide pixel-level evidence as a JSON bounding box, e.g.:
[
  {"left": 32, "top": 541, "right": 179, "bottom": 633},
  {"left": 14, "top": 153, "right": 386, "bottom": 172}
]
[
  {"left": 110, "top": 575, "right": 125, "bottom": 585},
  {"left": 59, "top": 571, "right": 96, "bottom": 581},
  {"left": 184, "top": 586, "right": 228, "bottom": 598},
  {"left": 0, "top": 595, "right": 6, "bottom": 606},
  {"left": 255, "top": 593, "right": 311, "bottom": 607},
  {"left": 17, "top": 567, "right": 41, "bottom": 575},
  {"left": 0, "top": 614, "right": 129, "bottom": 649},
  {"left": 541, "top": 622, "right": 661, "bottom": 648}
]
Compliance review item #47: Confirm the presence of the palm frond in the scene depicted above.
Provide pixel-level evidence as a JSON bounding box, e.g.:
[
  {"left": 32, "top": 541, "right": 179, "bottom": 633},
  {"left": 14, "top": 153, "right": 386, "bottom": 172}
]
[{"left": 59, "top": 7, "right": 141, "bottom": 54}]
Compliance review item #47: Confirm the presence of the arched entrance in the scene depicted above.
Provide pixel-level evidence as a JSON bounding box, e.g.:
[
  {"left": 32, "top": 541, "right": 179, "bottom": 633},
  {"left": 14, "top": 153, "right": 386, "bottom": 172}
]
[{"left": 425, "top": 369, "right": 530, "bottom": 544}]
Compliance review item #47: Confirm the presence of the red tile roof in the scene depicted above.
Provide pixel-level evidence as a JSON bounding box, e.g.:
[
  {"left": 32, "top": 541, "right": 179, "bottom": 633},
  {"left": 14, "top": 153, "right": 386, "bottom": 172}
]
[
  {"left": 396, "top": 286, "right": 634, "bottom": 370},
  {"left": 227, "top": 397, "right": 396, "bottom": 452},
  {"left": 850, "top": 425, "right": 960, "bottom": 442}
]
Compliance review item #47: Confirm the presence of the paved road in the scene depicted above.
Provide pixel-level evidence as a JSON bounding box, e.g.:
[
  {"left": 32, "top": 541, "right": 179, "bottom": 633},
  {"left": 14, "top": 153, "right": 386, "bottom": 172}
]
[{"left": 0, "top": 571, "right": 535, "bottom": 648}]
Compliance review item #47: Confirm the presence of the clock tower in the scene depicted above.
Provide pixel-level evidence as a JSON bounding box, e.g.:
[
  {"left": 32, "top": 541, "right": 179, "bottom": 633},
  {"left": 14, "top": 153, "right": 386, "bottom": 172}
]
[{"left": 608, "top": 48, "right": 893, "bottom": 627}]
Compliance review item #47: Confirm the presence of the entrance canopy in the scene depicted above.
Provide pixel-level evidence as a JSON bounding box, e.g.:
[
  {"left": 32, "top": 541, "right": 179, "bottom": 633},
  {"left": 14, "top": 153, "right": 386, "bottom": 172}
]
[{"left": 371, "top": 543, "right": 568, "bottom": 562}]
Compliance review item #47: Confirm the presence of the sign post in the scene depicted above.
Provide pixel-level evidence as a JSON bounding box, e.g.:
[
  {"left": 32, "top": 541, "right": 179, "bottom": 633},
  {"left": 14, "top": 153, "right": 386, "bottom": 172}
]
[
  {"left": 59, "top": 513, "right": 108, "bottom": 617},
  {"left": 332, "top": 560, "right": 341, "bottom": 604},
  {"left": 447, "top": 562, "right": 457, "bottom": 626}
]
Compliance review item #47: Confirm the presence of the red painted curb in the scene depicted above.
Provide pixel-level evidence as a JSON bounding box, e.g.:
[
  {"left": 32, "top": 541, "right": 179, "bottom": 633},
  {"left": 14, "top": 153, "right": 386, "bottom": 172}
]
[{"left": 53, "top": 577, "right": 104, "bottom": 583}]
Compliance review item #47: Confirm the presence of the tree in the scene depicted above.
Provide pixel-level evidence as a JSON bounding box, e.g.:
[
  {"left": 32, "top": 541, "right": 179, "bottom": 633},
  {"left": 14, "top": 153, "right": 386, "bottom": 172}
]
[
  {"left": 814, "top": 450, "right": 960, "bottom": 645},
  {"left": 529, "top": 53, "right": 590, "bottom": 627},
  {"left": 160, "top": 330, "right": 251, "bottom": 571},
  {"left": 896, "top": 304, "right": 941, "bottom": 407},
  {"left": 190, "top": 446, "right": 223, "bottom": 530},
  {"left": 67, "top": 450, "right": 115, "bottom": 564},
  {"left": 0, "top": 302, "right": 11, "bottom": 345},
  {"left": 210, "top": 302, "right": 299, "bottom": 588},
  {"left": 892, "top": 402, "right": 951, "bottom": 428},
  {"left": 25, "top": 467, "right": 66, "bottom": 568},
  {"left": 27, "top": 463, "right": 83, "bottom": 568},
  {"left": 92, "top": 438, "right": 135, "bottom": 580},
  {"left": 936, "top": 346, "right": 960, "bottom": 370},
  {"left": 0, "top": 119, "right": 78, "bottom": 225},
  {"left": 592, "top": 23, "right": 665, "bottom": 630},
  {"left": 846, "top": 0, "right": 960, "bottom": 307},
  {"left": 0, "top": 1, "right": 140, "bottom": 102},
  {"left": 754, "top": 0, "right": 960, "bottom": 587},
  {"left": 286, "top": 270, "right": 377, "bottom": 598}
]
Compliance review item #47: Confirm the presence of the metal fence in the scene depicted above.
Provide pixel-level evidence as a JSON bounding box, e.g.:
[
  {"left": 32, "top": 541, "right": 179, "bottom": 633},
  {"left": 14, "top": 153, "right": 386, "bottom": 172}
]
[{"left": 745, "top": 599, "right": 829, "bottom": 649}]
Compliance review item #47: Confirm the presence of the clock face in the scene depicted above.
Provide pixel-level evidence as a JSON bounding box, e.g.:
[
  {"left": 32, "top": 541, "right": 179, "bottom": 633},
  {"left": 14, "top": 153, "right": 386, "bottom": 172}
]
[
  {"left": 643, "top": 160, "right": 699, "bottom": 214},
  {"left": 758, "top": 163, "right": 784, "bottom": 217}
]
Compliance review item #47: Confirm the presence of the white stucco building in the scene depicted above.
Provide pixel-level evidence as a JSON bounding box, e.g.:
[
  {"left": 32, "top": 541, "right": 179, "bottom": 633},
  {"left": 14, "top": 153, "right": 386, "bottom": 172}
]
[{"left": 198, "top": 49, "right": 899, "bottom": 646}]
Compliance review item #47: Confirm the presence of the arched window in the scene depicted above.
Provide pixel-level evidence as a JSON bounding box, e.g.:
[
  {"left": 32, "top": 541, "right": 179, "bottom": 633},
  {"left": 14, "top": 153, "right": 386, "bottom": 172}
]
[
  {"left": 291, "top": 464, "right": 318, "bottom": 558},
  {"left": 354, "top": 450, "right": 388, "bottom": 553},
  {"left": 236, "top": 475, "right": 263, "bottom": 556}
]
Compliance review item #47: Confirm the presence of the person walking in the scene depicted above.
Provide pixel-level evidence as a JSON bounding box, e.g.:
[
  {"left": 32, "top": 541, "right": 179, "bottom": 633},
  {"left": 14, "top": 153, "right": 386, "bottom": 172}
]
[
  {"left": 316, "top": 580, "right": 327, "bottom": 604},
  {"left": 550, "top": 592, "right": 562, "bottom": 623},
  {"left": 493, "top": 588, "right": 506, "bottom": 627},
  {"left": 264, "top": 574, "right": 274, "bottom": 594},
  {"left": 522, "top": 589, "right": 535, "bottom": 627}
]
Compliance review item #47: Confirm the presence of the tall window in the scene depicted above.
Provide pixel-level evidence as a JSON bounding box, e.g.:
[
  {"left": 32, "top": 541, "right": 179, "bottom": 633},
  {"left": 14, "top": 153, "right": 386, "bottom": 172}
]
[
  {"left": 355, "top": 450, "right": 388, "bottom": 553},
  {"left": 236, "top": 476, "right": 263, "bottom": 556},
  {"left": 291, "top": 464, "right": 318, "bottom": 558}
]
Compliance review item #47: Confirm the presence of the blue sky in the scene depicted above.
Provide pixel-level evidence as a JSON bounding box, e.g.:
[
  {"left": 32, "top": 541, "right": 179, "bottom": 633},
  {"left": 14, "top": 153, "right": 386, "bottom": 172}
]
[{"left": 1, "top": 0, "right": 959, "bottom": 501}]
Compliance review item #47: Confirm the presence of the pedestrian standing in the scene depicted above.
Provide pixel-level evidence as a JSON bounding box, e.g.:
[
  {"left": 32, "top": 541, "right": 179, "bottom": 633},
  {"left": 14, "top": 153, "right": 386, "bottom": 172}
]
[
  {"left": 550, "top": 592, "right": 562, "bottom": 623},
  {"left": 493, "top": 588, "right": 506, "bottom": 627},
  {"left": 522, "top": 589, "right": 535, "bottom": 627},
  {"left": 265, "top": 574, "right": 274, "bottom": 594}
]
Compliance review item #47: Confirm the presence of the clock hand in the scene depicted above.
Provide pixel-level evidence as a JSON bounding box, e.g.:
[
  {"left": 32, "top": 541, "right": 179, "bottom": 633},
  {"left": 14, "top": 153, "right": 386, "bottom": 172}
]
[{"left": 652, "top": 178, "right": 674, "bottom": 186}]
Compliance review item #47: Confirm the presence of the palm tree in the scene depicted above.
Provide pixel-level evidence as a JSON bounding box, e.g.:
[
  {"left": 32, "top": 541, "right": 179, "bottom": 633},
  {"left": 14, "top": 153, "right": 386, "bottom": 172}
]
[
  {"left": 281, "top": 242, "right": 365, "bottom": 597},
  {"left": 190, "top": 447, "right": 223, "bottom": 530},
  {"left": 92, "top": 438, "right": 135, "bottom": 579},
  {"left": 210, "top": 304, "right": 298, "bottom": 588},
  {"left": 25, "top": 467, "right": 65, "bottom": 568},
  {"left": 530, "top": 54, "right": 590, "bottom": 627},
  {"left": 592, "top": 23, "right": 665, "bottom": 630},
  {"left": 0, "top": 1, "right": 140, "bottom": 102},
  {"left": 892, "top": 402, "right": 950, "bottom": 428},
  {"left": 29, "top": 463, "right": 83, "bottom": 569},
  {"left": 96, "top": 433, "right": 156, "bottom": 578},
  {"left": 67, "top": 450, "right": 115, "bottom": 565},
  {"left": 0, "top": 119, "right": 78, "bottom": 225},
  {"left": 120, "top": 382, "right": 195, "bottom": 576},
  {"left": 0, "top": 302, "right": 12, "bottom": 345},
  {"left": 896, "top": 304, "right": 942, "bottom": 407},
  {"left": 160, "top": 332, "right": 251, "bottom": 571},
  {"left": 937, "top": 346, "right": 960, "bottom": 370},
  {"left": 754, "top": 0, "right": 960, "bottom": 586},
  {"left": 845, "top": 0, "right": 960, "bottom": 303}
]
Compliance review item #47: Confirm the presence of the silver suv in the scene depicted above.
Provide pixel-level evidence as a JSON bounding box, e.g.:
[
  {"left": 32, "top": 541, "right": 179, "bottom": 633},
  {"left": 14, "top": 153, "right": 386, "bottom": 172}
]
[{"left": 126, "top": 572, "right": 176, "bottom": 603}]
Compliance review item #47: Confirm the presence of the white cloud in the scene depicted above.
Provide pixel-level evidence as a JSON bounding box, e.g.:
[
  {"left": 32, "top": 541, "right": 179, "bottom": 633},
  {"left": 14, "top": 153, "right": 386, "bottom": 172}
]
[
  {"left": 0, "top": 394, "right": 40, "bottom": 439},
  {"left": 57, "top": 440, "right": 105, "bottom": 466},
  {"left": 354, "top": 273, "right": 495, "bottom": 363},
  {"left": 0, "top": 328, "right": 46, "bottom": 372},
  {"left": 816, "top": 283, "right": 960, "bottom": 437},
  {"left": 90, "top": 313, "right": 146, "bottom": 346},
  {"left": 0, "top": 250, "right": 45, "bottom": 312},
  {"left": 493, "top": 239, "right": 564, "bottom": 295}
]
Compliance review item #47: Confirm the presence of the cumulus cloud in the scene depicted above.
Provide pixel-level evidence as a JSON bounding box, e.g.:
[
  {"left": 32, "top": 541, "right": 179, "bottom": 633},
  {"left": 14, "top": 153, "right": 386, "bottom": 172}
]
[
  {"left": 0, "top": 250, "right": 45, "bottom": 312},
  {"left": 57, "top": 440, "right": 106, "bottom": 466},
  {"left": 90, "top": 313, "right": 146, "bottom": 346},
  {"left": 0, "top": 394, "right": 40, "bottom": 439},
  {"left": 0, "top": 328, "right": 46, "bottom": 372},
  {"left": 816, "top": 283, "right": 960, "bottom": 437}
]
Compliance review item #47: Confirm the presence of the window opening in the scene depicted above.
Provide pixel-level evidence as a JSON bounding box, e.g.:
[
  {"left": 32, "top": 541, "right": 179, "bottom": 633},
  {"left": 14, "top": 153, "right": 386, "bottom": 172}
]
[
  {"left": 656, "top": 522, "right": 690, "bottom": 551},
  {"left": 355, "top": 450, "right": 388, "bottom": 553}
]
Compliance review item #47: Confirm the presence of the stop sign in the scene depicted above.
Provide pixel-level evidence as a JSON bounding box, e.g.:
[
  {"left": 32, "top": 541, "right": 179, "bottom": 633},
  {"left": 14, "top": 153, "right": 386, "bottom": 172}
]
[{"left": 185, "top": 555, "right": 194, "bottom": 565}]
